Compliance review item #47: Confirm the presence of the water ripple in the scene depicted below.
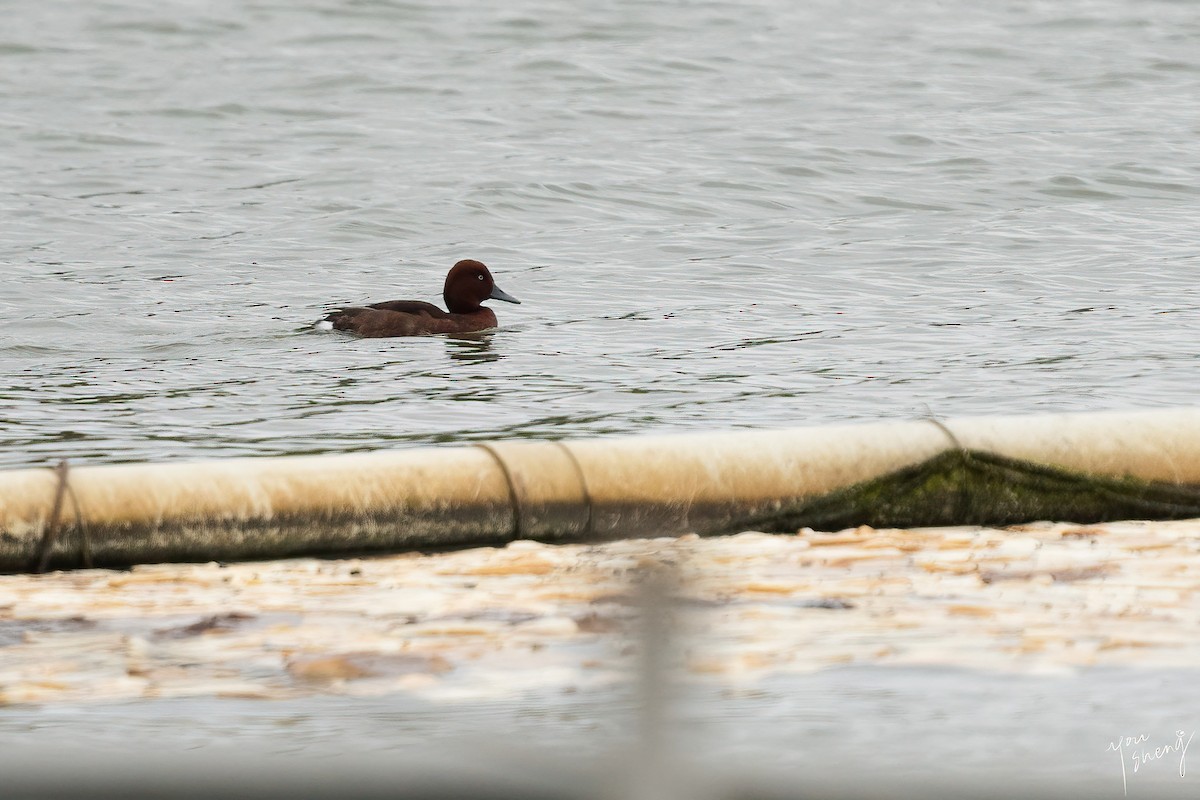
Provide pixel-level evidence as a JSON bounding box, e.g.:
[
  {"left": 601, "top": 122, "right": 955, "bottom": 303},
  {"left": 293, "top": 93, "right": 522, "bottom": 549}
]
[{"left": 1, "top": 0, "right": 1198, "bottom": 467}]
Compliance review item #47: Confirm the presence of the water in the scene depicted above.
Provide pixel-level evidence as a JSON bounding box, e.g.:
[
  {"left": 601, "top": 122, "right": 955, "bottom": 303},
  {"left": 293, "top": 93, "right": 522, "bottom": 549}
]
[
  {"left": 2, "top": 668, "right": 1197, "bottom": 795},
  {"left": 3, "top": 0, "right": 1199, "bottom": 468}
]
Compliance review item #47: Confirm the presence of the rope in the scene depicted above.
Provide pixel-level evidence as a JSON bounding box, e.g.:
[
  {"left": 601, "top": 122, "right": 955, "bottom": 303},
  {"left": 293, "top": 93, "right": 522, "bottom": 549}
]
[
  {"left": 32, "top": 460, "right": 70, "bottom": 573},
  {"left": 30, "top": 460, "right": 92, "bottom": 573},
  {"left": 552, "top": 441, "right": 594, "bottom": 539},
  {"left": 475, "top": 444, "right": 524, "bottom": 540}
]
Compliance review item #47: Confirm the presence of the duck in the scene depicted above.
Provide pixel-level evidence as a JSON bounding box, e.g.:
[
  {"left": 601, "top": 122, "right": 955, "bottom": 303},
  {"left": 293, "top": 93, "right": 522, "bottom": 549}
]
[{"left": 318, "top": 259, "right": 520, "bottom": 337}]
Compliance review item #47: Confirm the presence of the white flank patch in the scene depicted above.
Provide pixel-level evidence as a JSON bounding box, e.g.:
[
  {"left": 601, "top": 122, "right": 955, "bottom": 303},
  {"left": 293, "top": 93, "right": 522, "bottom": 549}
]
[{"left": 314, "top": 320, "right": 334, "bottom": 331}]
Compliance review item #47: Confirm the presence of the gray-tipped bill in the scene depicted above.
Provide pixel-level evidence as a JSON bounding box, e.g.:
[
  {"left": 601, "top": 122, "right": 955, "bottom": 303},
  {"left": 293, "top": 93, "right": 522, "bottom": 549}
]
[{"left": 489, "top": 284, "right": 521, "bottom": 304}]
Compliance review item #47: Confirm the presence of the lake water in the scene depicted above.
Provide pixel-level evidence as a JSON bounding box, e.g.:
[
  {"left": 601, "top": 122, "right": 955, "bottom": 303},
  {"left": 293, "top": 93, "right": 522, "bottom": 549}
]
[{"left": 2, "top": 0, "right": 1199, "bottom": 469}]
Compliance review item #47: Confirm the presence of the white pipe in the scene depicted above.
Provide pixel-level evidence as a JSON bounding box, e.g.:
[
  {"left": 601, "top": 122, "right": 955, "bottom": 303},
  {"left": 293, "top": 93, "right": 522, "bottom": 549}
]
[{"left": 2, "top": 408, "right": 1198, "bottom": 570}]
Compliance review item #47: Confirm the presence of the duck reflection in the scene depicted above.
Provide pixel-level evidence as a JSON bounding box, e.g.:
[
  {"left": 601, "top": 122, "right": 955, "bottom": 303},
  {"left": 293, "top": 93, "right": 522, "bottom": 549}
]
[{"left": 446, "top": 331, "right": 500, "bottom": 363}]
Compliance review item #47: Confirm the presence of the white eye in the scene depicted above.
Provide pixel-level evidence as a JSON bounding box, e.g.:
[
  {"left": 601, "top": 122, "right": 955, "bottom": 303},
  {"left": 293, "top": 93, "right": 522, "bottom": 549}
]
[{"left": 477, "top": 275, "right": 484, "bottom": 281}]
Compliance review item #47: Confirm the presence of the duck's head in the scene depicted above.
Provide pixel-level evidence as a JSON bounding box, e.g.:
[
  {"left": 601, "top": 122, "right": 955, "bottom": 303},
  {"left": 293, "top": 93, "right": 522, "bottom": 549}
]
[{"left": 444, "top": 259, "right": 520, "bottom": 313}]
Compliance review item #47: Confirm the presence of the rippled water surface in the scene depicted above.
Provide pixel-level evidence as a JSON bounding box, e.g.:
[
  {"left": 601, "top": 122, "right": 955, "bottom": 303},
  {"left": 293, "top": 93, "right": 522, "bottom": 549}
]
[{"left": 3, "top": 0, "right": 1199, "bottom": 467}]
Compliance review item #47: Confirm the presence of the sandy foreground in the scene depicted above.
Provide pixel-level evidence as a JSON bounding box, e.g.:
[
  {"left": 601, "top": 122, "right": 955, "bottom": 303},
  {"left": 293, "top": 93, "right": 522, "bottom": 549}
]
[{"left": 1, "top": 519, "right": 1198, "bottom": 706}]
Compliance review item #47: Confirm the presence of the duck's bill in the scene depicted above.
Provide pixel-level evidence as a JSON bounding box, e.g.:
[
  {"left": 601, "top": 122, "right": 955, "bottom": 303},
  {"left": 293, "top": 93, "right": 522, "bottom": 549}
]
[{"left": 489, "top": 285, "right": 521, "bottom": 304}]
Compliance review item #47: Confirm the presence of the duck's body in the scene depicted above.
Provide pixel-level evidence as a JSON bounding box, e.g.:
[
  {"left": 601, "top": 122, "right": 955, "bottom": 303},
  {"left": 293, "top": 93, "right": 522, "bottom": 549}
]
[{"left": 320, "top": 260, "right": 519, "bottom": 338}]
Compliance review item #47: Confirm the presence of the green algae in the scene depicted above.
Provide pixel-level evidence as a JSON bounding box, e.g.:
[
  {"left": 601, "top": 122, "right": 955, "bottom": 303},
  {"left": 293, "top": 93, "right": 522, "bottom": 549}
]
[{"left": 753, "top": 449, "right": 1200, "bottom": 532}]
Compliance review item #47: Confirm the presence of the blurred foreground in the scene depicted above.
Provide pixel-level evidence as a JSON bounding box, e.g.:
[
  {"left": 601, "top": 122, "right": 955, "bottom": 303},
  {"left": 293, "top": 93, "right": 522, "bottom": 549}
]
[{"left": 3, "top": 521, "right": 1199, "bottom": 797}]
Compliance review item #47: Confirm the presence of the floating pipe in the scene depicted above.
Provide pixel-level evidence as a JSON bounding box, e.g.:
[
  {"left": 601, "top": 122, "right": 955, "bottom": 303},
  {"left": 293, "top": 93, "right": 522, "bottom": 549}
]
[{"left": 2, "top": 408, "right": 1200, "bottom": 571}]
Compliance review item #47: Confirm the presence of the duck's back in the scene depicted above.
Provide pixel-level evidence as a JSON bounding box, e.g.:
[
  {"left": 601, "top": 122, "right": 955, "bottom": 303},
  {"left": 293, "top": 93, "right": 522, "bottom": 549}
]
[
  {"left": 322, "top": 300, "right": 500, "bottom": 337},
  {"left": 324, "top": 300, "right": 449, "bottom": 337},
  {"left": 366, "top": 300, "right": 449, "bottom": 316}
]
